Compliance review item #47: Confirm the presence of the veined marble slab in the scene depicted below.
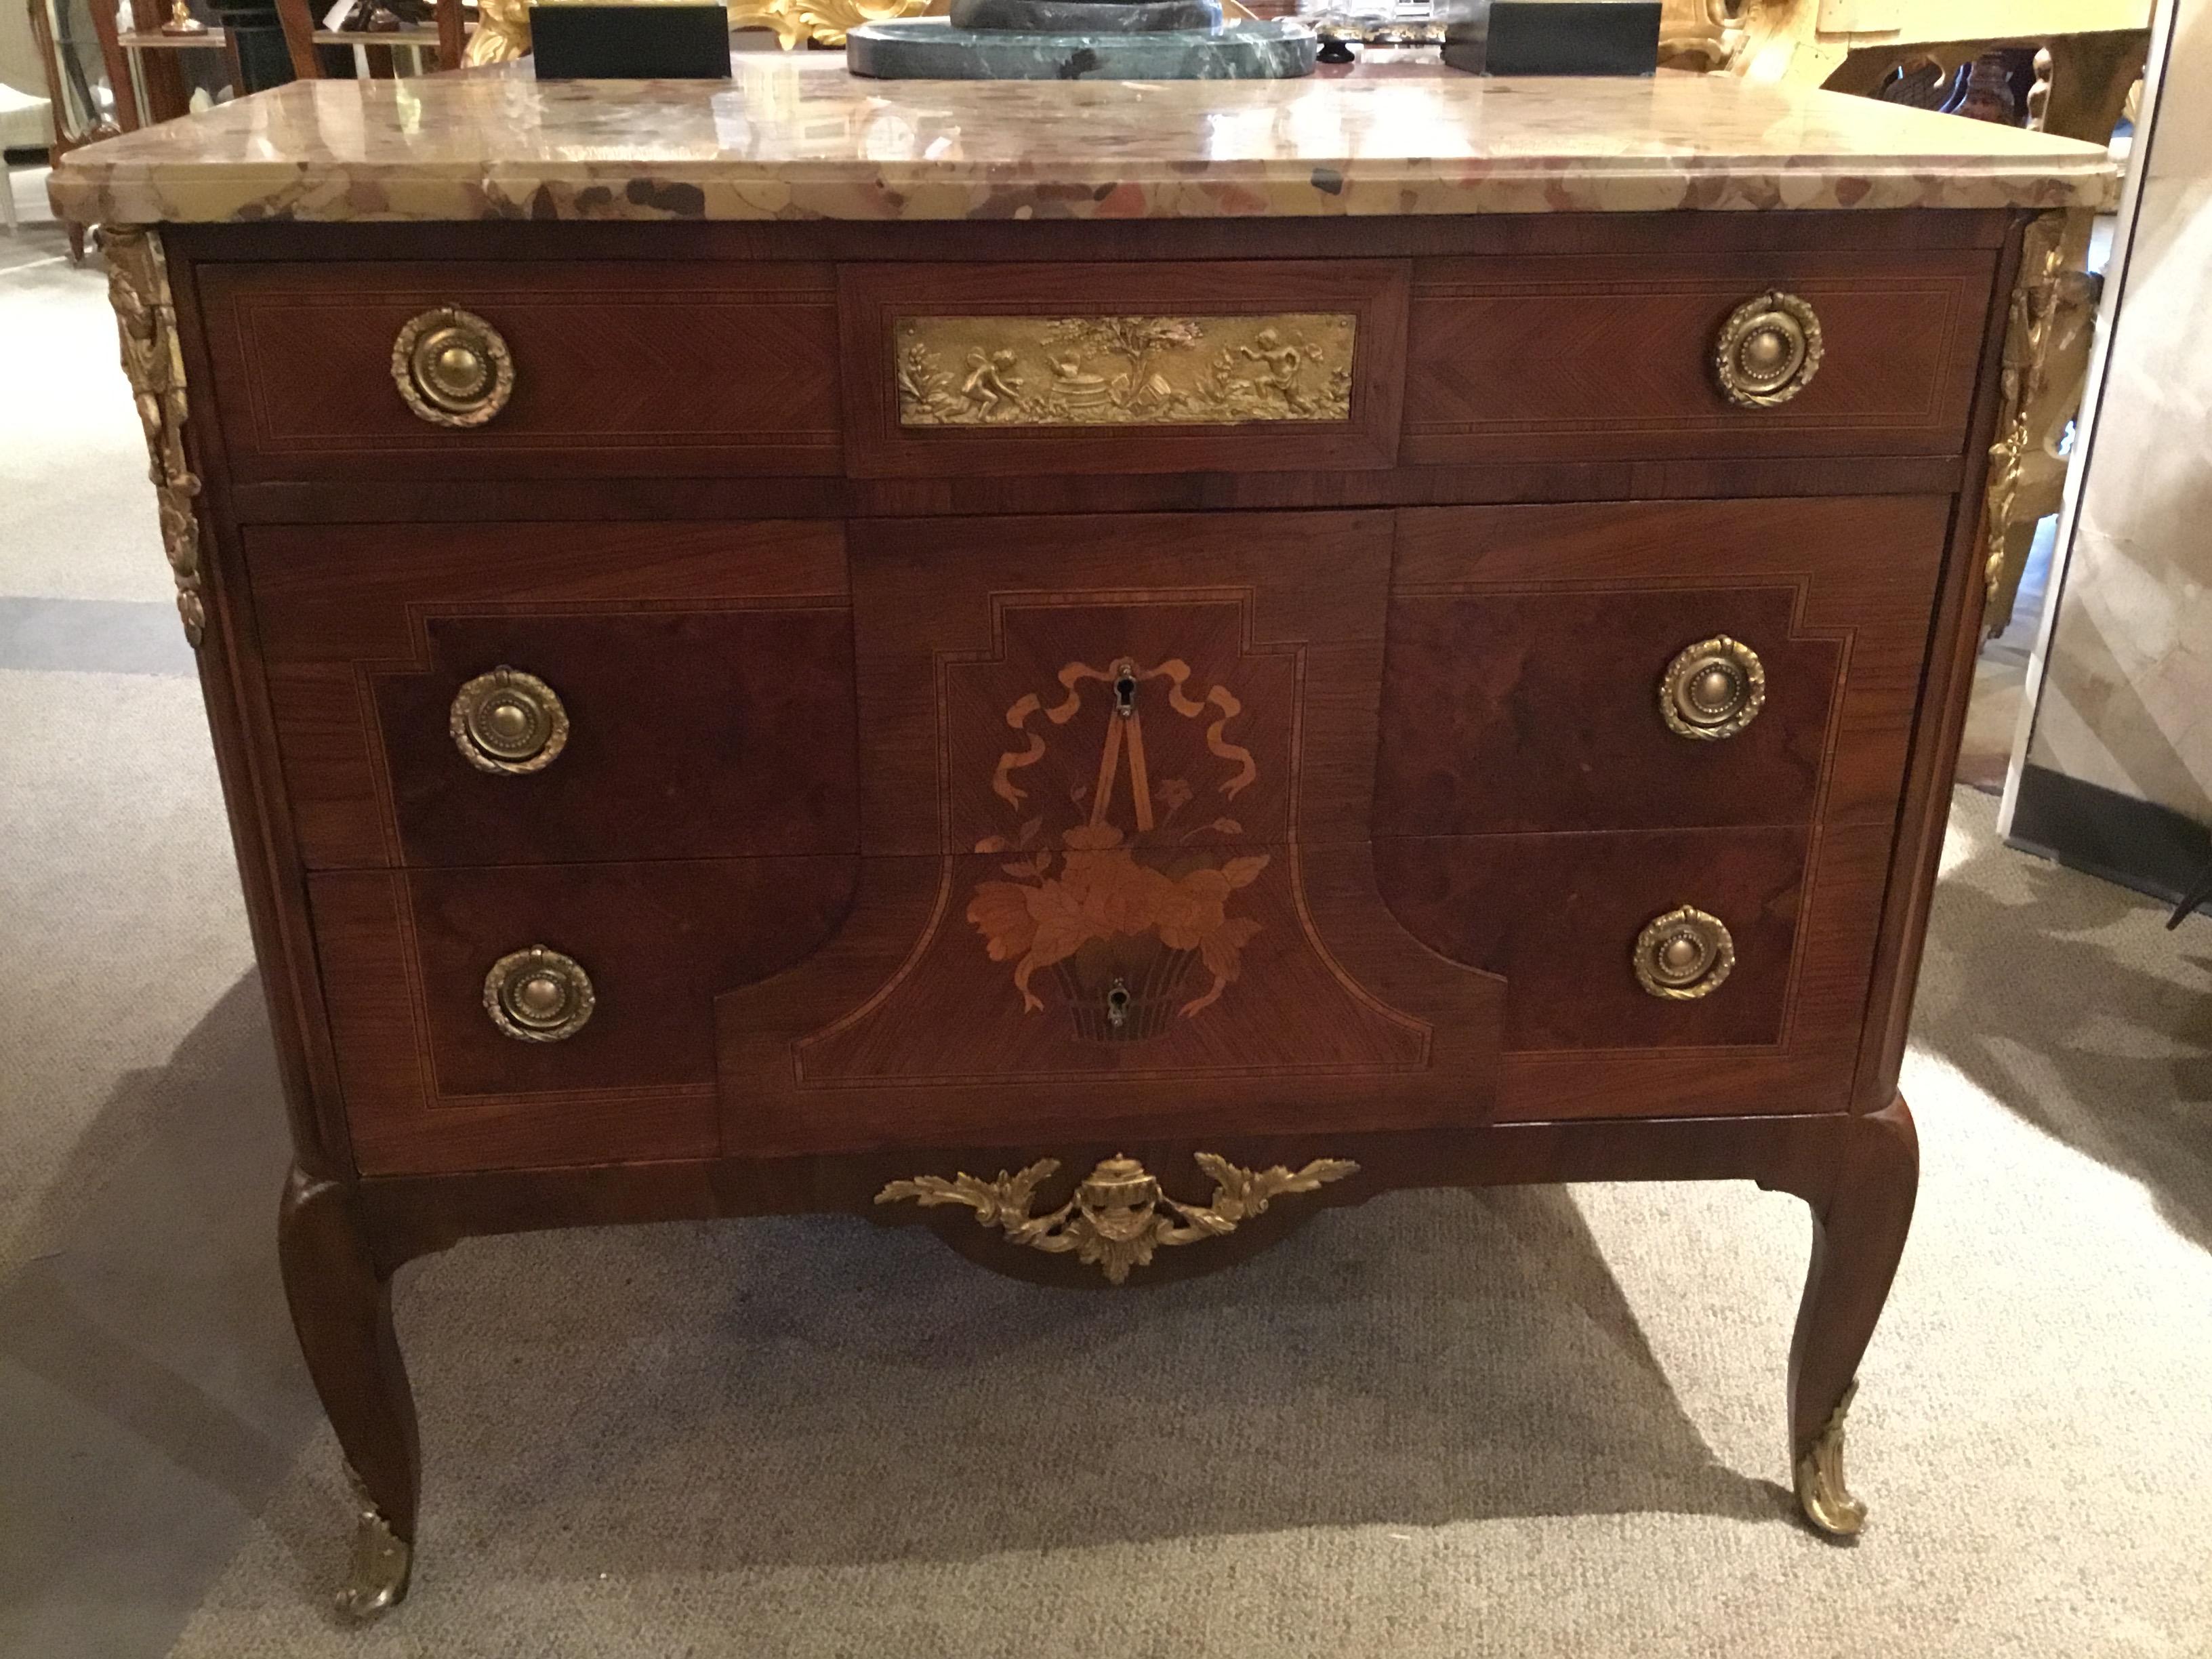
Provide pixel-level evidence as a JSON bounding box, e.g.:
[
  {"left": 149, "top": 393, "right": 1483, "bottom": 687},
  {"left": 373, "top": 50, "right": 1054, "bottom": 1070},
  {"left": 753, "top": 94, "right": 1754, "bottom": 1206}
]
[{"left": 48, "top": 52, "right": 2116, "bottom": 226}]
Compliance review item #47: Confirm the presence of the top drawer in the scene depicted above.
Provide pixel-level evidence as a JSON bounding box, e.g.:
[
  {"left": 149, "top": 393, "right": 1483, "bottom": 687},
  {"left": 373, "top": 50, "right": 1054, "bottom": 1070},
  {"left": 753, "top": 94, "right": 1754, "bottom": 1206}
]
[
  {"left": 192, "top": 243, "right": 1996, "bottom": 485},
  {"left": 1402, "top": 249, "right": 1997, "bottom": 464},
  {"left": 197, "top": 261, "right": 842, "bottom": 483}
]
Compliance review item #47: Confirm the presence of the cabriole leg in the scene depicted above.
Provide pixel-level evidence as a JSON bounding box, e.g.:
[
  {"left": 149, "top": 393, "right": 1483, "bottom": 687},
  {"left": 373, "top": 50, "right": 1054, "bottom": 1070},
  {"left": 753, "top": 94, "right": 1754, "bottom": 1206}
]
[
  {"left": 277, "top": 1166, "right": 421, "bottom": 1620},
  {"left": 1786, "top": 1097, "right": 1919, "bottom": 1536}
]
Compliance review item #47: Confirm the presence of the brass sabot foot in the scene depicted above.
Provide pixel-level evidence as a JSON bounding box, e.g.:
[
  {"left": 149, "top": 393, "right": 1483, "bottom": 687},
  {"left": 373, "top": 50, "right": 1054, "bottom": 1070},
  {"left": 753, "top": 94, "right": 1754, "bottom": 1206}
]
[
  {"left": 336, "top": 1491, "right": 412, "bottom": 1622},
  {"left": 1794, "top": 1380, "right": 1868, "bottom": 1538}
]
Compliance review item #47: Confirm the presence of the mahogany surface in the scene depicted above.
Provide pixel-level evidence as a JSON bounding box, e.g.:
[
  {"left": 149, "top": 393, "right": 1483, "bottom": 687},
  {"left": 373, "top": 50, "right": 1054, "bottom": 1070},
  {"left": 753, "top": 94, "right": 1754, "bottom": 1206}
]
[{"left": 151, "top": 207, "right": 2026, "bottom": 1597}]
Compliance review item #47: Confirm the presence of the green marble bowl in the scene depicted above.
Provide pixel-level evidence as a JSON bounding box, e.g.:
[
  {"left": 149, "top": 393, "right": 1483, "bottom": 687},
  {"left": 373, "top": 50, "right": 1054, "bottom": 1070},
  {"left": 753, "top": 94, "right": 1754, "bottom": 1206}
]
[{"left": 845, "top": 16, "right": 1318, "bottom": 79}]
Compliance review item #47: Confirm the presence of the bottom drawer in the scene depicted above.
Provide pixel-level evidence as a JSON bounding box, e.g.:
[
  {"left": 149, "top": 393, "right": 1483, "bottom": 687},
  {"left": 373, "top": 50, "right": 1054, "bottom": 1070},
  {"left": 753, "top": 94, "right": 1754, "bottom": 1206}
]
[
  {"left": 319, "top": 843, "right": 1509, "bottom": 1171},
  {"left": 314, "top": 858, "right": 857, "bottom": 1175},
  {"left": 715, "top": 846, "right": 1507, "bottom": 1158},
  {"left": 316, "top": 824, "right": 1896, "bottom": 1172},
  {"left": 1375, "top": 823, "right": 1896, "bottom": 1120}
]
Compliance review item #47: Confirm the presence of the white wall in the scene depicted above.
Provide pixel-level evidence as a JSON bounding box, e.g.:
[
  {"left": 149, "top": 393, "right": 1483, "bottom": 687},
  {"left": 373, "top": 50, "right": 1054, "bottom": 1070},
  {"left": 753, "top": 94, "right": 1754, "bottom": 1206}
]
[{"left": 3, "top": 0, "right": 58, "bottom": 144}]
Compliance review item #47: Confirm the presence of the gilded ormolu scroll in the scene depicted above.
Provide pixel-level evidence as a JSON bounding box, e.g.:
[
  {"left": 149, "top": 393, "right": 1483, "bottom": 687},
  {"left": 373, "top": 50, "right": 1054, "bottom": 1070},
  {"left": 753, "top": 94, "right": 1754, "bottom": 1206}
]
[
  {"left": 1794, "top": 1380, "right": 1868, "bottom": 1536},
  {"left": 1983, "top": 210, "right": 2072, "bottom": 615},
  {"left": 337, "top": 1467, "right": 411, "bottom": 1621},
  {"left": 876, "top": 1153, "right": 1359, "bottom": 1284},
  {"left": 896, "top": 313, "right": 1355, "bottom": 427},
  {"left": 100, "top": 226, "right": 205, "bottom": 649}
]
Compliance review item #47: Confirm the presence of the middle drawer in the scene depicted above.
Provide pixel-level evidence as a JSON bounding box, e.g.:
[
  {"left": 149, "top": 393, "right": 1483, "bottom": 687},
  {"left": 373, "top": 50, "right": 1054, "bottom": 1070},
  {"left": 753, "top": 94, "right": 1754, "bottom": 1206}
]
[{"left": 257, "top": 498, "right": 1948, "bottom": 870}]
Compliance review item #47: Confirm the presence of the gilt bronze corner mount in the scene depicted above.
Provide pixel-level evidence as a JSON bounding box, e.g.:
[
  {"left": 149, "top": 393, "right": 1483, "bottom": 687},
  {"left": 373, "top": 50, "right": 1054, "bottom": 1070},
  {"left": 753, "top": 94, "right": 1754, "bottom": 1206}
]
[
  {"left": 336, "top": 1468, "right": 412, "bottom": 1622},
  {"left": 1795, "top": 1380, "right": 1870, "bottom": 1537},
  {"left": 99, "top": 226, "right": 205, "bottom": 649}
]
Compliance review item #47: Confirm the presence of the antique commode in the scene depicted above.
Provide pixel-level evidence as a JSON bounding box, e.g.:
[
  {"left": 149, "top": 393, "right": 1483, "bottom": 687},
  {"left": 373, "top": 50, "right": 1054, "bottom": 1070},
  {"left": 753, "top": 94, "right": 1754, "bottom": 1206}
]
[{"left": 51, "top": 56, "right": 2112, "bottom": 1617}]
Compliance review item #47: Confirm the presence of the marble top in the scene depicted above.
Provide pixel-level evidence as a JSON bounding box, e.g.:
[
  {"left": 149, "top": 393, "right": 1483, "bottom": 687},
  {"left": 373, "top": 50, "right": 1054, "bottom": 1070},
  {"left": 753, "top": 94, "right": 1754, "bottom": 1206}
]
[{"left": 49, "top": 52, "right": 2117, "bottom": 226}]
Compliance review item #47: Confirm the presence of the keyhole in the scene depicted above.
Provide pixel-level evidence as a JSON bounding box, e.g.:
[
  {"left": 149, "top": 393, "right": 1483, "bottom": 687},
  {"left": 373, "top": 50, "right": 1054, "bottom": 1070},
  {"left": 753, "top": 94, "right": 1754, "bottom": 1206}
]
[
  {"left": 1106, "top": 979, "right": 1131, "bottom": 1028},
  {"left": 1113, "top": 663, "right": 1138, "bottom": 718}
]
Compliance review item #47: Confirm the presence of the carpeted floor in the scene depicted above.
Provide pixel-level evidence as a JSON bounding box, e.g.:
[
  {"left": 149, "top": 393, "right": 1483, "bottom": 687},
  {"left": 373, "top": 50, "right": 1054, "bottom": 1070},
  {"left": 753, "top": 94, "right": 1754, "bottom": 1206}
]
[{"left": 3, "top": 190, "right": 2209, "bottom": 1659}]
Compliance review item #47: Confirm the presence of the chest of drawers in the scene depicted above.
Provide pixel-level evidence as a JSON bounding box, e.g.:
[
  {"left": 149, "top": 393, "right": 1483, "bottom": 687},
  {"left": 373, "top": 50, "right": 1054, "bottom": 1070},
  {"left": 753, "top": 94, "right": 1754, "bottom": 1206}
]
[{"left": 75, "top": 129, "right": 2083, "bottom": 1609}]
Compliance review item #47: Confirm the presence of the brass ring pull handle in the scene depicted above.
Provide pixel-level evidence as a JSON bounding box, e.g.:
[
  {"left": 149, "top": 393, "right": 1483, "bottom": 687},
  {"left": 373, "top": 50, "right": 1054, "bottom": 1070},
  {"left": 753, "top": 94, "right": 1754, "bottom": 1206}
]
[
  {"left": 450, "top": 666, "right": 568, "bottom": 774},
  {"left": 1660, "top": 635, "right": 1765, "bottom": 741},
  {"left": 391, "top": 306, "right": 514, "bottom": 428},
  {"left": 483, "top": 946, "right": 595, "bottom": 1042},
  {"left": 1634, "top": 906, "right": 1736, "bottom": 1000},
  {"left": 1713, "top": 291, "right": 1823, "bottom": 408}
]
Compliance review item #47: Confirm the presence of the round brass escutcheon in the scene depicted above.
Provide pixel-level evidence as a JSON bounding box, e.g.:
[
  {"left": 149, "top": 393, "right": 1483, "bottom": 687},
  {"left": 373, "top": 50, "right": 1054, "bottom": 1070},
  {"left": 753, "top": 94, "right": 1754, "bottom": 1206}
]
[
  {"left": 483, "top": 946, "right": 595, "bottom": 1042},
  {"left": 1713, "top": 291, "right": 1824, "bottom": 409},
  {"left": 390, "top": 306, "right": 514, "bottom": 428},
  {"left": 1633, "top": 905, "right": 1736, "bottom": 1001},
  {"left": 450, "top": 665, "right": 569, "bottom": 774},
  {"left": 1660, "top": 634, "right": 1766, "bottom": 741}
]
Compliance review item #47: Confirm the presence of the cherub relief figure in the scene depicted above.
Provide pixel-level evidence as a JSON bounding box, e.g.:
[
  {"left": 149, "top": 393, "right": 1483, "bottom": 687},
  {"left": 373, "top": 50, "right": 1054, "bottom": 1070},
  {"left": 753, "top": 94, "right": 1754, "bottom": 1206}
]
[
  {"left": 1237, "top": 327, "right": 1313, "bottom": 414},
  {"left": 961, "top": 347, "right": 1024, "bottom": 417}
]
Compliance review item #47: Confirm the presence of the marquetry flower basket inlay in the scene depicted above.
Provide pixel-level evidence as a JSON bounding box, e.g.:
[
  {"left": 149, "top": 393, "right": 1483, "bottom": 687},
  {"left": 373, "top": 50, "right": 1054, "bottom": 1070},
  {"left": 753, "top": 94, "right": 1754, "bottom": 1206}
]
[
  {"left": 966, "top": 653, "right": 1267, "bottom": 1040},
  {"left": 969, "top": 823, "right": 1269, "bottom": 1029}
]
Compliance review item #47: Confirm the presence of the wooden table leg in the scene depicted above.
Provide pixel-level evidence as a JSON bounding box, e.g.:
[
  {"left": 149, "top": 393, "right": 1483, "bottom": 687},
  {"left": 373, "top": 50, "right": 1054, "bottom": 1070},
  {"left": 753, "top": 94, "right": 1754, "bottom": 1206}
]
[
  {"left": 278, "top": 1166, "right": 422, "bottom": 1620},
  {"left": 1785, "top": 1095, "right": 1919, "bottom": 1536}
]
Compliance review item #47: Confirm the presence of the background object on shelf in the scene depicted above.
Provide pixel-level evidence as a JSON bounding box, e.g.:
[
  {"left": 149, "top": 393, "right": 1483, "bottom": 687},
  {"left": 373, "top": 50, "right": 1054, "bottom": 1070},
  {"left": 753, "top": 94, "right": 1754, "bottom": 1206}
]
[
  {"left": 274, "top": 0, "right": 466, "bottom": 77},
  {"left": 846, "top": 16, "right": 1317, "bottom": 75},
  {"left": 207, "top": 0, "right": 292, "bottom": 88},
  {"left": 1301, "top": 0, "right": 1441, "bottom": 52},
  {"left": 948, "top": 0, "right": 1225, "bottom": 30},
  {"left": 24, "top": 0, "right": 123, "bottom": 253},
  {"left": 26, "top": 0, "right": 120, "bottom": 142},
  {"left": 1653, "top": 0, "right": 2149, "bottom": 155},
  {"left": 844, "top": 0, "right": 1318, "bottom": 80},
  {"left": 1443, "top": 0, "right": 1658, "bottom": 73},
  {"left": 530, "top": 0, "right": 732, "bottom": 75},
  {"left": 464, "top": 0, "right": 941, "bottom": 60}
]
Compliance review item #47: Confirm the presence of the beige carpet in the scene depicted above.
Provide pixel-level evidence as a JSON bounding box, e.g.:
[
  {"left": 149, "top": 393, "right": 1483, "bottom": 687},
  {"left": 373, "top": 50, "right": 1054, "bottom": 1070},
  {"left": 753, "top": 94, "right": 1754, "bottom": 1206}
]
[
  {"left": 4, "top": 198, "right": 2209, "bottom": 1658},
  {"left": 165, "top": 797, "right": 2212, "bottom": 1658},
  {"left": 163, "top": 808, "right": 2212, "bottom": 1659}
]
